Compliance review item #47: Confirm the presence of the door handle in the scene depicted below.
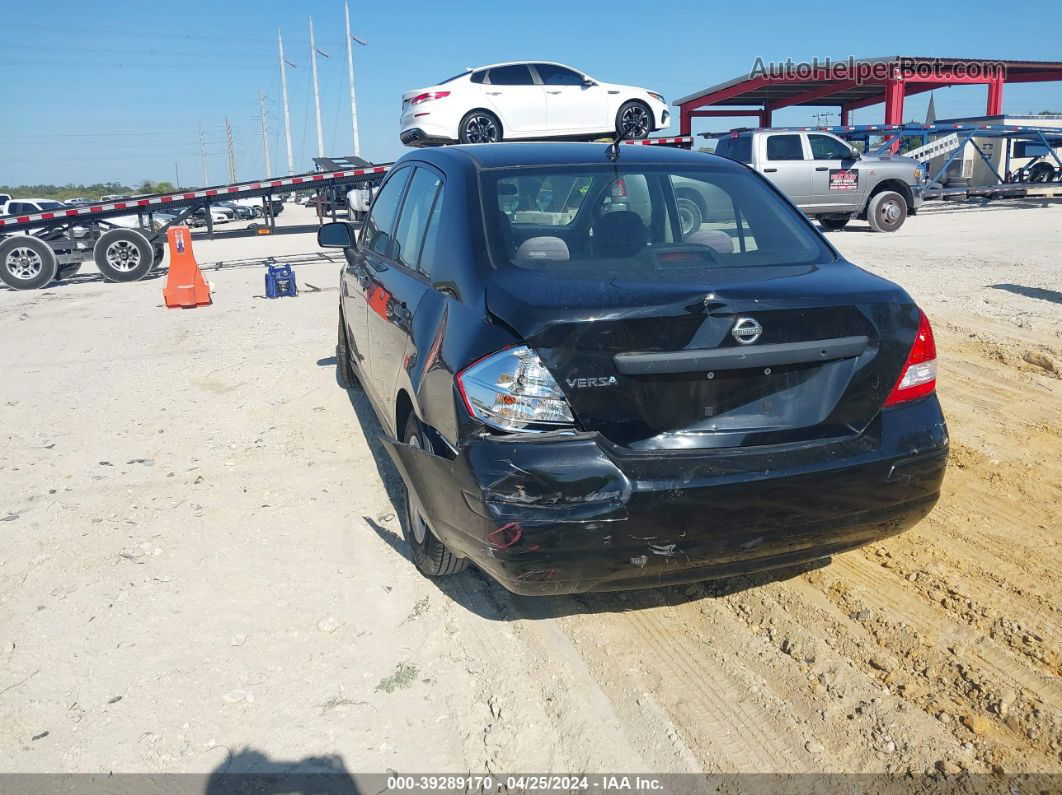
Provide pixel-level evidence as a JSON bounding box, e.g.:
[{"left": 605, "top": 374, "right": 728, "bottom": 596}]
[
  {"left": 763, "top": 168, "right": 778, "bottom": 173},
  {"left": 547, "top": 90, "right": 561, "bottom": 94},
  {"left": 487, "top": 91, "right": 502, "bottom": 95},
  {"left": 815, "top": 167, "right": 829, "bottom": 171}
]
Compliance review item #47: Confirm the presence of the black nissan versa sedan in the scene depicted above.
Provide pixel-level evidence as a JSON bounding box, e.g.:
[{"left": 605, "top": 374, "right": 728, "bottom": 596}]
[{"left": 318, "top": 142, "right": 948, "bottom": 595}]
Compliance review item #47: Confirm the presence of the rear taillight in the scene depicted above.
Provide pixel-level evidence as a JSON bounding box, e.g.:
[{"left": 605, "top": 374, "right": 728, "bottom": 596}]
[
  {"left": 884, "top": 310, "right": 937, "bottom": 407},
  {"left": 456, "top": 346, "right": 575, "bottom": 432},
  {"left": 409, "top": 91, "right": 450, "bottom": 106}
]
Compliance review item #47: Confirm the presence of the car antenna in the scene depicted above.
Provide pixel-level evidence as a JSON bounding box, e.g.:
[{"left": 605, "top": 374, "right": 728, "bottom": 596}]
[{"left": 607, "top": 124, "right": 627, "bottom": 161}]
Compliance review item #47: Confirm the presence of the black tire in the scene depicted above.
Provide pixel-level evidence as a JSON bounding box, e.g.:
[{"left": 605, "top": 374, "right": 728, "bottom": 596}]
[
  {"left": 1029, "top": 163, "right": 1055, "bottom": 183},
  {"left": 0, "top": 236, "right": 58, "bottom": 290},
  {"left": 866, "top": 190, "right": 907, "bottom": 233},
  {"left": 153, "top": 246, "right": 165, "bottom": 270},
  {"left": 58, "top": 262, "right": 82, "bottom": 280},
  {"left": 676, "top": 195, "right": 703, "bottom": 236},
  {"left": 458, "top": 110, "right": 502, "bottom": 144},
  {"left": 402, "top": 414, "right": 468, "bottom": 577},
  {"left": 93, "top": 228, "right": 154, "bottom": 282},
  {"left": 616, "top": 100, "right": 652, "bottom": 140},
  {"left": 819, "top": 215, "right": 851, "bottom": 231},
  {"left": 336, "top": 309, "right": 359, "bottom": 389}
]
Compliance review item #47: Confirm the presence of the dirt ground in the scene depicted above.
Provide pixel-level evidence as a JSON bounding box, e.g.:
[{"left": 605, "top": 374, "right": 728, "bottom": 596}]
[{"left": 0, "top": 201, "right": 1058, "bottom": 778}]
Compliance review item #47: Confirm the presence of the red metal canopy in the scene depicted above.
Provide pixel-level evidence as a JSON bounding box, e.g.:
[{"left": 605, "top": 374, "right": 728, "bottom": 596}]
[{"left": 674, "top": 56, "right": 1062, "bottom": 134}]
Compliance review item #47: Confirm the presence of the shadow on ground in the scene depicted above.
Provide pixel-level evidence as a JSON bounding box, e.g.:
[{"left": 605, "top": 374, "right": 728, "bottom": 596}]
[
  {"left": 320, "top": 352, "right": 826, "bottom": 624},
  {"left": 205, "top": 748, "right": 359, "bottom": 794},
  {"left": 990, "top": 283, "right": 1062, "bottom": 305}
]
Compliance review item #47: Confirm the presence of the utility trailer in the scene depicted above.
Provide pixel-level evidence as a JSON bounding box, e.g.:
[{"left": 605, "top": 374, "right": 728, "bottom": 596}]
[{"left": 0, "top": 165, "right": 390, "bottom": 291}]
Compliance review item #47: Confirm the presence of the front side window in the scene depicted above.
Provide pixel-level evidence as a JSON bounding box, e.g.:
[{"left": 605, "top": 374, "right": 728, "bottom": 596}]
[
  {"left": 766, "top": 134, "right": 804, "bottom": 161},
  {"left": 392, "top": 167, "right": 443, "bottom": 272},
  {"left": 533, "top": 64, "right": 584, "bottom": 86},
  {"left": 487, "top": 64, "right": 535, "bottom": 86},
  {"left": 482, "top": 164, "right": 831, "bottom": 270},
  {"left": 362, "top": 168, "right": 412, "bottom": 256},
  {"left": 808, "top": 134, "right": 854, "bottom": 160}
]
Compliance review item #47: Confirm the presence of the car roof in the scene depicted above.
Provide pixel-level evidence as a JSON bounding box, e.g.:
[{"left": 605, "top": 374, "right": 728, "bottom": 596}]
[
  {"left": 406, "top": 142, "right": 742, "bottom": 172},
  {"left": 464, "top": 60, "right": 580, "bottom": 73}
]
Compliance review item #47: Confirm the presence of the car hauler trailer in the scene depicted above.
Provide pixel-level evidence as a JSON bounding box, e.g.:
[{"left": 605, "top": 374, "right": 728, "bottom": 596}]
[{"left": 0, "top": 164, "right": 390, "bottom": 290}]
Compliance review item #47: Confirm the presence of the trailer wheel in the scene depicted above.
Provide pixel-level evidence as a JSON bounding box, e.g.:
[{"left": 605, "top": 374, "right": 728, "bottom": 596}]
[
  {"left": 153, "top": 245, "right": 165, "bottom": 270},
  {"left": 93, "top": 228, "right": 154, "bottom": 282},
  {"left": 866, "top": 191, "right": 907, "bottom": 233},
  {"left": 0, "top": 236, "right": 58, "bottom": 290}
]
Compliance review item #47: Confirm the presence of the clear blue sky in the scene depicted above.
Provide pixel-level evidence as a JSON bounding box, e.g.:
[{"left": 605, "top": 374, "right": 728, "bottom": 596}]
[{"left": 2, "top": 0, "right": 1060, "bottom": 187}]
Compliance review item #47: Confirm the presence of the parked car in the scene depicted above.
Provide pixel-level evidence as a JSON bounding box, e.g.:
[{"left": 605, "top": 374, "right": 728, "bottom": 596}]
[
  {"left": 318, "top": 143, "right": 948, "bottom": 595},
  {"left": 400, "top": 61, "right": 670, "bottom": 146},
  {"left": 713, "top": 130, "right": 923, "bottom": 232},
  {"left": 0, "top": 193, "right": 11, "bottom": 215},
  {"left": 346, "top": 180, "right": 380, "bottom": 221},
  {"left": 187, "top": 207, "right": 231, "bottom": 227},
  {"left": 218, "top": 202, "right": 254, "bottom": 220},
  {"left": 66, "top": 197, "right": 91, "bottom": 206},
  {"left": 4, "top": 198, "right": 69, "bottom": 215},
  {"left": 100, "top": 194, "right": 128, "bottom": 202}
]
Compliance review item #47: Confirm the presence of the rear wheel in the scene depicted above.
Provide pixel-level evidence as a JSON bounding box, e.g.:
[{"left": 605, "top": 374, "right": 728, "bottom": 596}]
[
  {"left": 402, "top": 414, "right": 468, "bottom": 578},
  {"left": 93, "top": 228, "right": 154, "bottom": 281},
  {"left": 866, "top": 191, "right": 907, "bottom": 233},
  {"left": 58, "top": 262, "right": 82, "bottom": 280},
  {"left": 0, "top": 236, "right": 58, "bottom": 290},
  {"left": 616, "top": 101, "right": 652, "bottom": 140},
  {"left": 459, "top": 110, "right": 501, "bottom": 144},
  {"left": 1029, "top": 163, "right": 1056, "bottom": 183},
  {"left": 819, "top": 215, "right": 851, "bottom": 231},
  {"left": 336, "top": 309, "right": 359, "bottom": 389}
]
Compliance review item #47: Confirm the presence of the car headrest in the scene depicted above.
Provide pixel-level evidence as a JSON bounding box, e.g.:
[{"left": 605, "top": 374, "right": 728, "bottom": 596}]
[
  {"left": 514, "top": 236, "right": 570, "bottom": 262},
  {"left": 684, "top": 229, "right": 734, "bottom": 254},
  {"left": 593, "top": 210, "right": 647, "bottom": 258},
  {"left": 494, "top": 210, "right": 513, "bottom": 254}
]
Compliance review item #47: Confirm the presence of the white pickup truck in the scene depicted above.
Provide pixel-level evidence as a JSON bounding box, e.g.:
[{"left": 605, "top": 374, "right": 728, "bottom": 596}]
[{"left": 712, "top": 130, "right": 923, "bottom": 232}]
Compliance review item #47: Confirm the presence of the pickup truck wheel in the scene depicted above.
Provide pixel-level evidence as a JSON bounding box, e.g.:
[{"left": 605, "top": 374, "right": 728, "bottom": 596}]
[
  {"left": 0, "top": 236, "right": 58, "bottom": 290},
  {"left": 402, "top": 415, "right": 468, "bottom": 578},
  {"left": 336, "top": 309, "right": 359, "bottom": 389},
  {"left": 866, "top": 191, "right": 907, "bottom": 233},
  {"left": 93, "top": 228, "right": 154, "bottom": 281},
  {"left": 819, "top": 215, "right": 851, "bottom": 231},
  {"left": 677, "top": 197, "right": 703, "bottom": 235}
]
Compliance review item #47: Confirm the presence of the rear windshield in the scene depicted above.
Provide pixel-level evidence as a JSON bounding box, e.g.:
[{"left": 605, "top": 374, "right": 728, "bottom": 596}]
[
  {"left": 482, "top": 163, "right": 832, "bottom": 271},
  {"left": 714, "top": 136, "right": 753, "bottom": 164}
]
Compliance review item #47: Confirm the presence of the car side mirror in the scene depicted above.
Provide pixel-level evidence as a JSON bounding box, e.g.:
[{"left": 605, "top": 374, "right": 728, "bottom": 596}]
[
  {"left": 846, "top": 148, "right": 861, "bottom": 160},
  {"left": 582, "top": 78, "right": 596, "bottom": 87},
  {"left": 318, "top": 221, "right": 357, "bottom": 249}
]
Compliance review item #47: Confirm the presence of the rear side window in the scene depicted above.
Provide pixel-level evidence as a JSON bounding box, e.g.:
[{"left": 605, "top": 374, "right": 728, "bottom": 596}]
[
  {"left": 716, "top": 136, "right": 752, "bottom": 164},
  {"left": 362, "top": 168, "right": 412, "bottom": 256},
  {"left": 766, "top": 134, "right": 804, "bottom": 161},
  {"left": 392, "top": 167, "right": 443, "bottom": 273},
  {"left": 487, "top": 64, "right": 535, "bottom": 85},
  {"left": 470, "top": 70, "right": 486, "bottom": 84}
]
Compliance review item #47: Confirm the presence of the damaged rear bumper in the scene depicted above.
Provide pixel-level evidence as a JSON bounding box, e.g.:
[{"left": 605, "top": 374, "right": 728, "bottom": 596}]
[{"left": 382, "top": 398, "right": 948, "bottom": 595}]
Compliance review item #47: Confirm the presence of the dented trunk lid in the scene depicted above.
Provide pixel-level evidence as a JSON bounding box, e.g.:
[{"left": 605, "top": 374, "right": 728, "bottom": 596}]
[{"left": 485, "top": 262, "right": 920, "bottom": 450}]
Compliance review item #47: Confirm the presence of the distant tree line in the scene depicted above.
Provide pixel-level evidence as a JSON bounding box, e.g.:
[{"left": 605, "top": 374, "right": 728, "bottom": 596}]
[{"left": 0, "top": 180, "right": 179, "bottom": 201}]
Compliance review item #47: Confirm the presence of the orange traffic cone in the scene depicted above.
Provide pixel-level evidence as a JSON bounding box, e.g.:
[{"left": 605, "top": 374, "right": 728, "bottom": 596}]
[{"left": 162, "top": 225, "right": 211, "bottom": 309}]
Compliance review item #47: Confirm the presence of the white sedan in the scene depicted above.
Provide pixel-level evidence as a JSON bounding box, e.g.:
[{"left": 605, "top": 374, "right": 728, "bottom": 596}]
[{"left": 399, "top": 61, "right": 669, "bottom": 146}]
